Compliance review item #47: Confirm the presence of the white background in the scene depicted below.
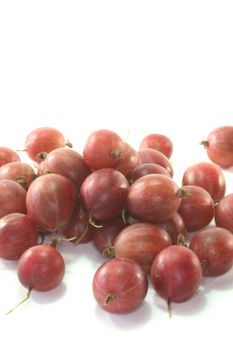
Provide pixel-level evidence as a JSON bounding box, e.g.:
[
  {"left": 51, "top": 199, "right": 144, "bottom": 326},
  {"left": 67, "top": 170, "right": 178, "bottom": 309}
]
[{"left": 0, "top": 1, "right": 233, "bottom": 349}]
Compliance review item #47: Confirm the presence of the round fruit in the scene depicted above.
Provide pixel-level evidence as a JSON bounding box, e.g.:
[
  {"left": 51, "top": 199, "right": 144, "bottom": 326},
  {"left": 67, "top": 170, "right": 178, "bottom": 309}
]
[
  {"left": 26, "top": 174, "right": 77, "bottom": 231},
  {"left": 182, "top": 162, "right": 226, "bottom": 202},
  {"left": 178, "top": 185, "right": 215, "bottom": 232},
  {"left": 25, "top": 127, "right": 66, "bottom": 162},
  {"left": 80, "top": 168, "right": 129, "bottom": 221},
  {"left": 0, "top": 162, "right": 35, "bottom": 189},
  {"left": 0, "top": 213, "right": 38, "bottom": 260},
  {"left": 43, "top": 147, "right": 90, "bottom": 190},
  {"left": 150, "top": 245, "right": 202, "bottom": 302},
  {"left": 114, "top": 223, "right": 172, "bottom": 274},
  {"left": 201, "top": 126, "right": 233, "bottom": 168},
  {"left": 92, "top": 257, "right": 148, "bottom": 313},
  {"left": 140, "top": 133, "right": 173, "bottom": 158},
  {"left": 0, "top": 179, "right": 26, "bottom": 218},
  {"left": 215, "top": 194, "right": 233, "bottom": 233},
  {"left": 0, "top": 147, "right": 20, "bottom": 167},
  {"left": 83, "top": 129, "right": 125, "bottom": 170},
  {"left": 17, "top": 245, "right": 65, "bottom": 291},
  {"left": 127, "top": 174, "right": 183, "bottom": 224},
  {"left": 189, "top": 227, "right": 233, "bottom": 276}
]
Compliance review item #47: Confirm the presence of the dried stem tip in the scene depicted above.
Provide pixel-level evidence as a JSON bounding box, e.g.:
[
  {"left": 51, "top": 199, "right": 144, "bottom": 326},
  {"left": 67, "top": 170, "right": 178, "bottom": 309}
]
[
  {"left": 104, "top": 293, "right": 117, "bottom": 305},
  {"left": 111, "top": 150, "right": 121, "bottom": 158},
  {"left": 200, "top": 140, "right": 209, "bottom": 148},
  {"left": 37, "top": 152, "right": 48, "bottom": 161},
  {"left": 103, "top": 245, "right": 115, "bottom": 258},
  {"left": 177, "top": 188, "right": 190, "bottom": 198}
]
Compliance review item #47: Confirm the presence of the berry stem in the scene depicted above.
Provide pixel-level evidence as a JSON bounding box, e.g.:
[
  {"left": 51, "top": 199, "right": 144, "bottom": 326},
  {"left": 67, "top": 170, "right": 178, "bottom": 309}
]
[
  {"left": 37, "top": 152, "right": 48, "bottom": 161},
  {"left": 73, "top": 223, "right": 89, "bottom": 245},
  {"left": 111, "top": 150, "right": 121, "bottom": 158},
  {"left": 167, "top": 298, "right": 172, "bottom": 318},
  {"left": 89, "top": 215, "right": 103, "bottom": 228},
  {"left": 104, "top": 293, "right": 117, "bottom": 305},
  {"left": 66, "top": 140, "right": 73, "bottom": 148},
  {"left": 176, "top": 234, "right": 187, "bottom": 247},
  {"left": 200, "top": 140, "right": 209, "bottom": 148},
  {"left": 102, "top": 245, "right": 115, "bottom": 258},
  {"left": 177, "top": 188, "right": 190, "bottom": 198},
  {"left": 121, "top": 209, "right": 128, "bottom": 225},
  {"left": 6, "top": 287, "right": 32, "bottom": 315}
]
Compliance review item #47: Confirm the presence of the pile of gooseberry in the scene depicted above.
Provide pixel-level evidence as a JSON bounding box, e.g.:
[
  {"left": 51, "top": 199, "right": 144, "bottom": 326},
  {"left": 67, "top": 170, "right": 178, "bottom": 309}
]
[{"left": 0, "top": 126, "right": 233, "bottom": 315}]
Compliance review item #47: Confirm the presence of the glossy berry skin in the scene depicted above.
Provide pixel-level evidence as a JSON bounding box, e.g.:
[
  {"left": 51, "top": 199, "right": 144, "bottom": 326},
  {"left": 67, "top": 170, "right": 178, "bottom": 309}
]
[
  {"left": 201, "top": 126, "right": 233, "bottom": 168},
  {"left": 158, "top": 213, "right": 187, "bottom": 244},
  {"left": 25, "top": 127, "right": 66, "bottom": 163},
  {"left": 114, "top": 223, "right": 172, "bottom": 274},
  {"left": 116, "top": 142, "right": 138, "bottom": 176},
  {"left": 127, "top": 163, "right": 171, "bottom": 184},
  {"left": 182, "top": 162, "right": 226, "bottom": 202},
  {"left": 137, "top": 148, "right": 173, "bottom": 176},
  {"left": 0, "top": 180, "right": 26, "bottom": 218},
  {"left": 150, "top": 245, "right": 202, "bottom": 302},
  {"left": 215, "top": 194, "right": 233, "bottom": 234},
  {"left": 62, "top": 208, "right": 93, "bottom": 243},
  {"left": 83, "top": 129, "right": 125, "bottom": 170},
  {"left": 17, "top": 245, "right": 65, "bottom": 291},
  {"left": 0, "top": 213, "right": 38, "bottom": 260},
  {"left": 0, "top": 162, "right": 35, "bottom": 190},
  {"left": 178, "top": 185, "right": 215, "bottom": 232},
  {"left": 80, "top": 168, "right": 129, "bottom": 221},
  {"left": 189, "top": 227, "right": 233, "bottom": 276},
  {"left": 127, "top": 174, "right": 182, "bottom": 224},
  {"left": 140, "top": 134, "right": 173, "bottom": 159},
  {"left": 92, "top": 257, "right": 148, "bottom": 313},
  {"left": 26, "top": 174, "right": 77, "bottom": 231},
  {"left": 43, "top": 147, "right": 90, "bottom": 191},
  {"left": 0, "top": 147, "right": 20, "bottom": 167},
  {"left": 92, "top": 216, "right": 127, "bottom": 257}
]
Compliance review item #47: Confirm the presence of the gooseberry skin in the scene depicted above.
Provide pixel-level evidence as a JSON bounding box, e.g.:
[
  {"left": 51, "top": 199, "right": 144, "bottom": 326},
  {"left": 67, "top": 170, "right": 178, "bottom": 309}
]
[
  {"left": 0, "top": 180, "right": 26, "bottom": 218},
  {"left": 43, "top": 147, "right": 91, "bottom": 191},
  {"left": 92, "top": 216, "right": 127, "bottom": 257},
  {"left": 127, "top": 163, "right": 171, "bottom": 184},
  {"left": 178, "top": 185, "right": 215, "bottom": 232},
  {"left": 116, "top": 142, "right": 138, "bottom": 176},
  {"left": 0, "top": 162, "right": 35, "bottom": 190},
  {"left": 80, "top": 168, "right": 129, "bottom": 221},
  {"left": 114, "top": 223, "right": 172, "bottom": 274},
  {"left": 137, "top": 148, "right": 173, "bottom": 177},
  {"left": 215, "top": 194, "right": 233, "bottom": 234},
  {"left": 83, "top": 129, "right": 125, "bottom": 170},
  {"left": 189, "top": 227, "right": 233, "bottom": 277},
  {"left": 140, "top": 134, "right": 173, "bottom": 159},
  {"left": 25, "top": 127, "right": 66, "bottom": 163},
  {"left": 182, "top": 162, "right": 226, "bottom": 202},
  {"left": 92, "top": 257, "right": 148, "bottom": 314},
  {"left": 127, "top": 174, "right": 181, "bottom": 224},
  {"left": 202, "top": 126, "right": 233, "bottom": 168},
  {"left": 150, "top": 245, "right": 202, "bottom": 302},
  {"left": 62, "top": 208, "right": 93, "bottom": 244},
  {"left": 17, "top": 245, "right": 65, "bottom": 291},
  {"left": 0, "top": 213, "right": 38, "bottom": 260},
  {"left": 158, "top": 213, "right": 187, "bottom": 244},
  {"left": 26, "top": 174, "right": 77, "bottom": 231},
  {"left": 0, "top": 147, "right": 20, "bottom": 167}
]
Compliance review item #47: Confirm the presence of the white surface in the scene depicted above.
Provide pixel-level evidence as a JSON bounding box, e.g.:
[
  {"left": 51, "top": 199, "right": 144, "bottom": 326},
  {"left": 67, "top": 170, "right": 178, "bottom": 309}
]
[{"left": 0, "top": 1, "right": 233, "bottom": 349}]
